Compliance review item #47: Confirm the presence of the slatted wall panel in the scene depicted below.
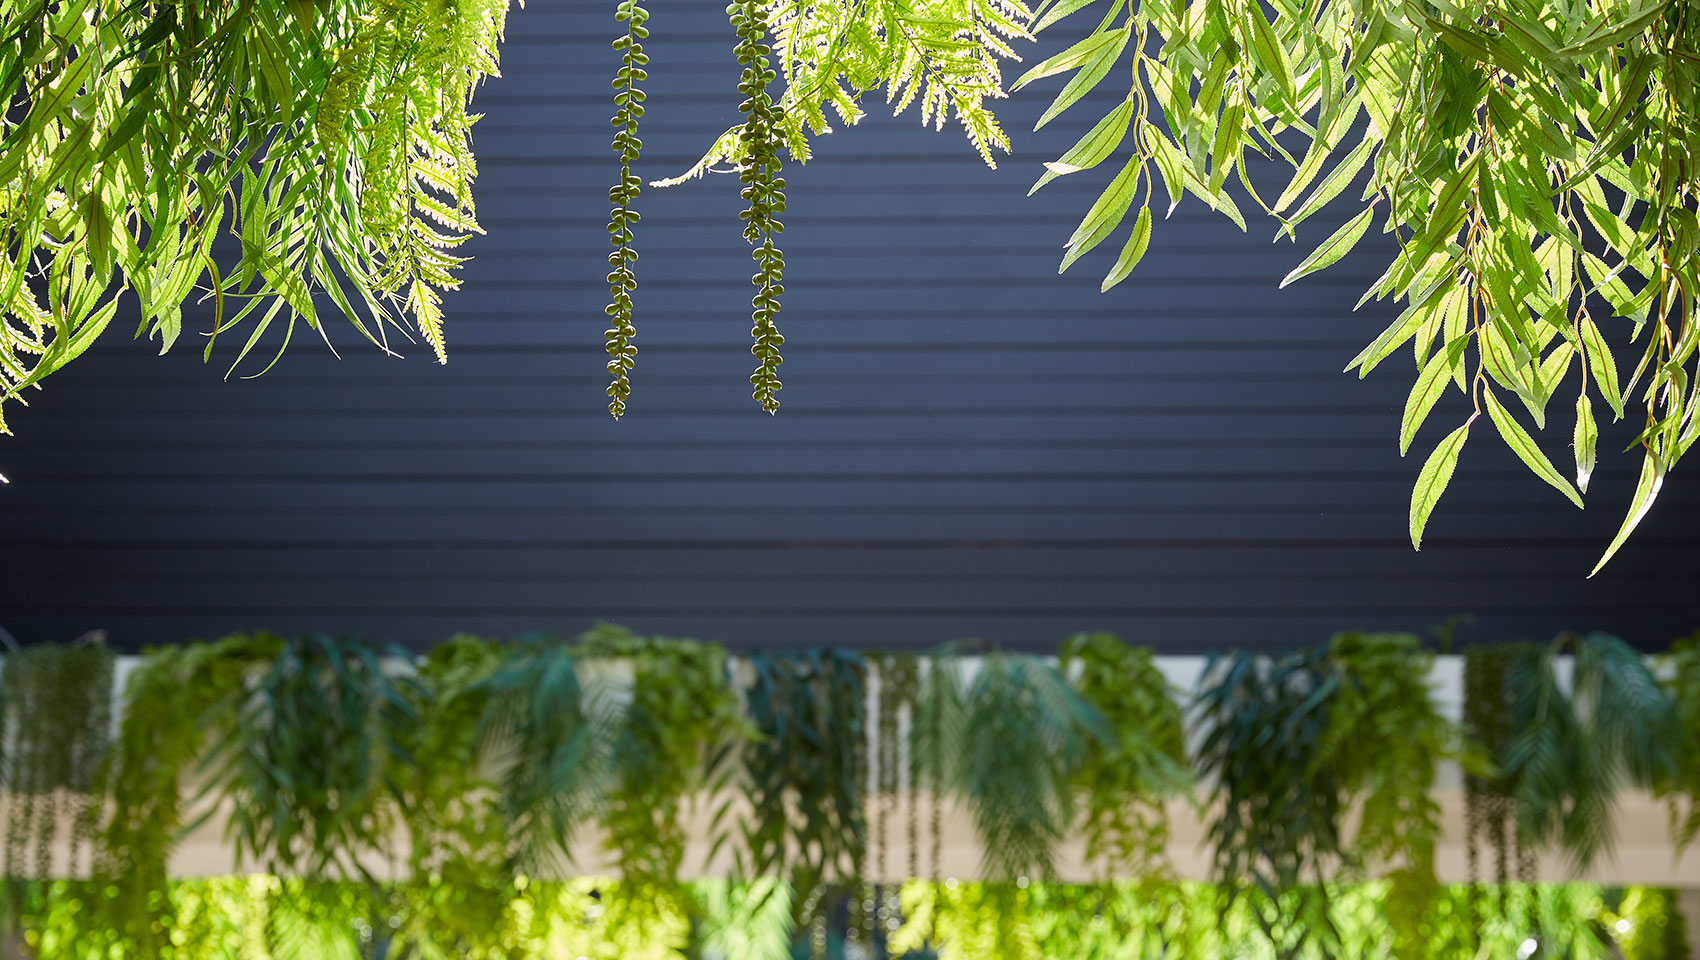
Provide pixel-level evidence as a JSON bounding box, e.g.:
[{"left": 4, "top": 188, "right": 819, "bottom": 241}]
[{"left": 2, "top": 3, "right": 1697, "bottom": 651}]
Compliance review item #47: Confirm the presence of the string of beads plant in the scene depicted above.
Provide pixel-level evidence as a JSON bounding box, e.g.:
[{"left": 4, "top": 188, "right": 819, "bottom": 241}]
[
  {"left": 605, "top": 0, "right": 649, "bottom": 418},
  {"left": 730, "top": 0, "right": 787, "bottom": 413}
]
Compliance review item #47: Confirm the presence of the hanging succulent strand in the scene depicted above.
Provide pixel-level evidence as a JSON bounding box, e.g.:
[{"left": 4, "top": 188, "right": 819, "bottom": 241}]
[
  {"left": 730, "top": 0, "right": 787, "bottom": 413},
  {"left": 604, "top": 0, "right": 648, "bottom": 418}
]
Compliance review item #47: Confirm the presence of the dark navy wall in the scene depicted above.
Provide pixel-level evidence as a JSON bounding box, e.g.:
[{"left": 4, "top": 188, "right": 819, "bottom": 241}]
[{"left": 2, "top": 3, "right": 1697, "bottom": 652}]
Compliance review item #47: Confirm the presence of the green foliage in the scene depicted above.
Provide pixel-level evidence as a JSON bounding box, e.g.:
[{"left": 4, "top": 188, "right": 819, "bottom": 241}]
[
  {"left": 0, "top": 0, "right": 516, "bottom": 432},
  {"left": 1319, "top": 632, "right": 1479, "bottom": 958},
  {"left": 91, "top": 633, "right": 284, "bottom": 958},
  {"left": 1196, "top": 637, "right": 1474, "bottom": 960},
  {"left": 7, "top": 1, "right": 1700, "bottom": 565},
  {"left": 916, "top": 649, "right": 1107, "bottom": 884},
  {"left": 605, "top": 0, "right": 647, "bottom": 418},
  {"left": 657, "top": 0, "right": 1032, "bottom": 182},
  {"left": 1056, "top": 632, "right": 1188, "bottom": 876},
  {"left": 208, "top": 633, "right": 421, "bottom": 880},
  {"left": 1464, "top": 640, "right": 1538, "bottom": 885},
  {"left": 1502, "top": 633, "right": 1681, "bottom": 871},
  {"left": 578, "top": 623, "right": 751, "bottom": 942},
  {"left": 732, "top": 648, "right": 868, "bottom": 919},
  {"left": 390, "top": 634, "right": 514, "bottom": 959},
  {"left": 478, "top": 634, "right": 613, "bottom": 876},
  {"left": 733, "top": 0, "right": 789, "bottom": 414},
  {"left": 1007, "top": 0, "right": 1700, "bottom": 571},
  {"left": 1613, "top": 887, "right": 1693, "bottom": 960},
  {"left": 1665, "top": 632, "right": 1700, "bottom": 851},
  {"left": 0, "top": 638, "right": 114, "bottom": 890},
  {"left": 5, "top": 626, "right": 1700, "bottom": 959},
  {"left": 1194, "top": 646, "right": 1349, "bottom": 959}
]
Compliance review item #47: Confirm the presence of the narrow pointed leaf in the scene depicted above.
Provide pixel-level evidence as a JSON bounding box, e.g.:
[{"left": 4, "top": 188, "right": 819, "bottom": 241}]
[
  {"left": 1402, "top": 336, "right": 1467, "bottom": 455},
  {"left": 1281, "top": 206, "right": 1374, "bottom": 288},
  {"left": 1589, "top": 451, "right": 1663, "bottom": 576},
  {"left": 1411, "top": 418, "right": 1472, "bottom": 550},
  {"left": 1574, "top": 394, "right": 1597, "bottom": 493},
  {"left": 1484, "top": 388, "right": 1584, "bottom": 508},
  {"left": 1100, "top": 206, "right": 1152, "bottom": 292}
]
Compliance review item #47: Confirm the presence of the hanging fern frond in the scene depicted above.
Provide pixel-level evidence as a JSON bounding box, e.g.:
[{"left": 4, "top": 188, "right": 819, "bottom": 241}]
[
  {"left": 477, "top": 634, "right": 617, "bottom": 877},
  {"left": 655, "top": 0, "right": 1031, "bottom": 186},
  {"left": 912, "top": 647, "right": 1105, "bottom": 884},
  {"left": 576, "top": 623, "right": 750, "bottom": 938},
  {"left": 1503, "top": 632, "right": 1682, "bottom": 872},
  {"left": 1319, "top": 631, "right": 1482, "bottom": 959},
  {"left": 0, "top": 0, "right": 518, "bottom": 429}
]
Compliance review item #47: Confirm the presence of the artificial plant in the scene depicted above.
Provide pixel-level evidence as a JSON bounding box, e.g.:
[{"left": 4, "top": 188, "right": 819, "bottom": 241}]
[
  {"left": 1664, "top": 631, "right": 1700, "bottom": 852},
  {"left": 871, "top": 652, "right": 920, "bottom": 938},
  {"left": 1464, "top": 641, "right": 1541, "bottom": 888},
  {"left": 206, "top": 633, "right": 421, "bottom": 880},
  {"left": 730, "top": 647, "right": 869, "bottom": 938},
  {"left": 917, "top": 647, "right": 1107, "bottom": 883},
  {"left": 476, "top": 633, "right": 613, "bottom": 877},
  {"left": 1195, "top": 636, "right": 1477, "bottom": 960},
  {"left": 1612, "top": 886, "right": 1693, "bottom": 960},
  {"left": 6, "top": 1, "right": 1700, "bottom": 568},
  {"left": 388, "top": 633, "right": 515, "bottom": 960},
  {"left": 90, "top": 632, "right": 284, "bottom": 957},
  {"left": 1318, "top": 631, "right": 1481, "bottom": 957},
  {"left": 1500, "top": 632, "right": 1682, "bottom": 871},
  {"left": 576, "top": 623, "right": 750, "bottom": 947},
  {"left": 0, "top": 638, "right": 114, "bottom": 891},
  {"left": 0, "top": 0, "right": 516, "bottom": 430},
  {"left": 1194, "top": 645, "right": 1351, "bottom": 959},
  {"left": 1057, "top": 631, "right": 1189, "bottom": 877}
]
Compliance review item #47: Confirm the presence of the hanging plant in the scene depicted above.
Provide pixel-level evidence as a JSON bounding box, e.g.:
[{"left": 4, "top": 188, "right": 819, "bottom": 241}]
[
  {"left": 730, "top": 648, "right": 867, "bottom": 929},
  {"left": 90, "top": 632, "right": 284, "bottom": 956},
  {"left": 1319, "top": 631, "right": 1482, "bottom": 958},
  {"left": 871, "top": 652, "right": 918, "bottom": 943},
  {"left": 1057, "top": 632, "right": 1189, "bottom": 877},
  {"left": 915, "top": 647, "right": 1107, "bottom": 884},
  {"left": 1501, "top": 633, "right": 1681, "bottom": 871},
  {"left": 478, "top": 634, "right": 614, "bottom": 876},
  {"left": 207, "top": 634, "right": 422, "bottom": 880},
  {"left": 1663, "top": 632, "right": 1700, "bottom": 853},
  {"left": 1, "top": 638, "right": 115, "bottom": 893},
  {"left": 576, "top": 623, "right": 749, "bottom": 946},
  {"left": 391, "top": 633, "right": 517, "bottom": 960},
  {"left": 1464, "top": 642, "right": 1538, "bottom": 888},
  {"left": 1195, "top": 646, "right": 1348, "bottom": 959}
]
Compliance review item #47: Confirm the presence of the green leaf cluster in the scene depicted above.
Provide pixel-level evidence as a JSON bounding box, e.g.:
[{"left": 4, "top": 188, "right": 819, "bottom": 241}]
[
  {"left": 0, "top": 625, "right": 1697, "bottom": 958},
  {"left": 1057, "top": 631, "right": 1189, "bottom": 876},
  {"left": 0, "top": 637, "right": 113, "bottom": 903},
  {"left": 0, "top": 0, "right": 516, "bottom": 431},
  {"left": 1466, "top": 634, "right": 1683, "bottom": 876},
  {"left": 914, "top": 648, "right": 1108, "bottom": 884}
]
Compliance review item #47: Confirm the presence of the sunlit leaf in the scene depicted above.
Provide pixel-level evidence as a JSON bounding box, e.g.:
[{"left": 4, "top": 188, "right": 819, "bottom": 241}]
[{"left": 1410, "top": 419, "right": 1472, "bottom": 550}]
